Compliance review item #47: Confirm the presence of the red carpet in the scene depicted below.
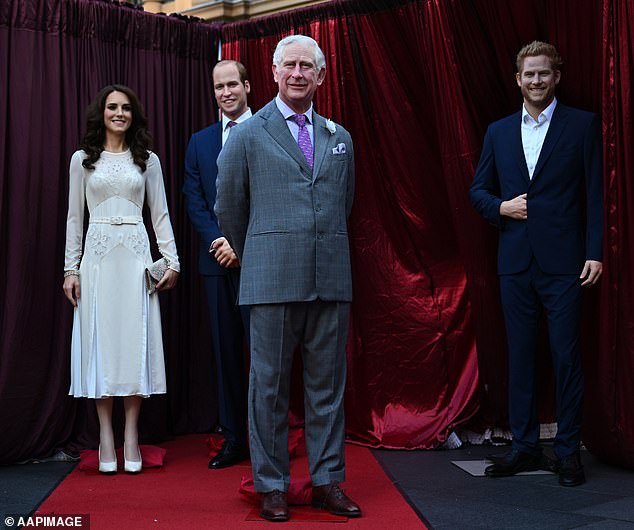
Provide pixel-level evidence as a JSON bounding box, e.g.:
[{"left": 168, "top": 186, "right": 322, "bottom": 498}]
[{"left": 38, "top": 434, "right": 426, "bottom": 529}]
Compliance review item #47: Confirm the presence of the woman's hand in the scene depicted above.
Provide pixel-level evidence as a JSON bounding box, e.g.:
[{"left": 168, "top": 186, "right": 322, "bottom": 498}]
[
  {"left": 63, "top": 275, "right": 81, "bottom": 307},
  {"left": 156, "top": 268, "right": 179, "bottom": 291}
]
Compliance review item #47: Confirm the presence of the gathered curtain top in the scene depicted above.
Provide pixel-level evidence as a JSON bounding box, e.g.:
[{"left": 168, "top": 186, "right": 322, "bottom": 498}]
[{"left": 0, "top": 0, "right": 220, "bottom": 59}]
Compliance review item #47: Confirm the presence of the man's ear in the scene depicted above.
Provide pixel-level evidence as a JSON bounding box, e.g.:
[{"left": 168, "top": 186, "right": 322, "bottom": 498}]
[{"left": 316, "top": 67, "right": 326, "bottom": 86}]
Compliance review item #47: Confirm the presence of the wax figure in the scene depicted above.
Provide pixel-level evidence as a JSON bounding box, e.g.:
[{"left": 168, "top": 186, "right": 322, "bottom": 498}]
[
  {"left": 216, "top": 35, "right": 361, "bottom": 520},
  {"left": 470, "top": 41, "right": 603, "bottom": 487}
]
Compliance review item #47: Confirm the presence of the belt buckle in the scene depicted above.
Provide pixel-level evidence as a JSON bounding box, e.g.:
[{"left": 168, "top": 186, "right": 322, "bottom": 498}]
[{"left": 110, "top": 216, "right": 123, "bottom": 225}]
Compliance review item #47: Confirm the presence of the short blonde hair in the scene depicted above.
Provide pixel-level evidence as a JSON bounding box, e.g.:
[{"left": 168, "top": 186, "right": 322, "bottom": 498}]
[{"left": 516, "top": 41, "right": 563, "bottom": 72}]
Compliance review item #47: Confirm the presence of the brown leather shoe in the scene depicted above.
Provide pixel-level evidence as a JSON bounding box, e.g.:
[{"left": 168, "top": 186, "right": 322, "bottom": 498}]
[
  {"left": 260, "top": 489, "right": 289, "bottom": 522},
  {"left": 311, "top": 482, "right": 361, "bottom": 517}
]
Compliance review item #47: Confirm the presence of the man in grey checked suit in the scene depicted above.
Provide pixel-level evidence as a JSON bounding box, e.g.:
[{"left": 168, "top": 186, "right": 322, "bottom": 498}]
[{"left": 215, "top": 35, "right": 361, "bottom": 522}]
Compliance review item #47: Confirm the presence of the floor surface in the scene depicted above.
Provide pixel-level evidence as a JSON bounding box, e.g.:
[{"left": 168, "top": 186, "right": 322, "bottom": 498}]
[{"left": 2, "top": 443, "right": 634, "bottom": 529}]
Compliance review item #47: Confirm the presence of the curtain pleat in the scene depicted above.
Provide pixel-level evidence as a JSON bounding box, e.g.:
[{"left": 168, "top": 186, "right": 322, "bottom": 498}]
[
  {"left": 0, "top": 0, "right": 221, "bottom": 463},
  {"left": 1, "top": 0, "right": 634, "bottom": 467}
]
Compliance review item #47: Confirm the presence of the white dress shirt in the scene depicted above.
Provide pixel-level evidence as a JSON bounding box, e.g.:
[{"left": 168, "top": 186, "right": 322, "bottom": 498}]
[
  {"left": 221, "top": 108, "right": 252, "bottom": 147},
  {"left": 521, "top": 98, "right": 557, "bottom": 179}
]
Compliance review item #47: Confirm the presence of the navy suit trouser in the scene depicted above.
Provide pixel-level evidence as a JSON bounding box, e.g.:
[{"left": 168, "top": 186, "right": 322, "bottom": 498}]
[
  {"left": 203, "top": 270, "right": 250, "bottom": 447},
  {"left": 499, "top": 258, "right": 583, "bottom": 460}
]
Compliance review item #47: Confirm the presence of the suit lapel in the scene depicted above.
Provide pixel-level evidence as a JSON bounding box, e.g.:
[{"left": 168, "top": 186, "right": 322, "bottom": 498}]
[
  {"left": 312, "top": 112, "right": 330, "bottom": 178},
  {"left": 510, "top": 112, "right": 531, "bottom": 185},
  {"left": 210, "top": 122, "right": 222, "bottom": 161},
  {"left": 261, "top": 100, "right": 313, "bottom": 175},
  {"left": 531, "top": 104, "right": 566, "bottom": 182}
]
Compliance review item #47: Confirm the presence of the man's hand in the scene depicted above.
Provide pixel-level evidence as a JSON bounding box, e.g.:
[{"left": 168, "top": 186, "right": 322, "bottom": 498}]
[
  {"left": 499, "top": 193, "right": 527, "bottom": 219},
  {"left": 211, "top": 237, "right": 240, "bottom": 268},
  {"left": 580, "top": 260, "right": 602, "bottom": 286}
]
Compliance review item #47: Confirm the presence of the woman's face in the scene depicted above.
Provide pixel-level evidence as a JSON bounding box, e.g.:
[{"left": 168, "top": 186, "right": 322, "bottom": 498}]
[{"left": 103, "top": 91, "right": 132, "bottom": 137}]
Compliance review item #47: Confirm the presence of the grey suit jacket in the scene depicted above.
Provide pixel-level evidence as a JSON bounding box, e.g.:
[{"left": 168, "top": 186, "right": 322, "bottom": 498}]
[{"left": 215, "top": 99, "right": 355, "bottom": 305}]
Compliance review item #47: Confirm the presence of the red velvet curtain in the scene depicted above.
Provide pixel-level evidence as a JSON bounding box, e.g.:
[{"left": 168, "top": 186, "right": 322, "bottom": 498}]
[
  {"left": 2, "top": 0, "right": 634, "bottom": 467},
  {"left": 0, "top": 0, "right": 221, "bottom": 463},
  {"left": 583, "top": 0, "right": 634, "bottom": 467},
  {"left": 222, "top": 1, "right": 481, "bottom": 449},
  {"left": 417, "top": 0, "right": 603, "bottom": 428},
  {"left": 221, "top": 0, "right": 634, "bottom": 464}
]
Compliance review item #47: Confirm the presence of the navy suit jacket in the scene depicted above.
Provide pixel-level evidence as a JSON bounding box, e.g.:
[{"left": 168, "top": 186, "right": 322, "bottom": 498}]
[
  {"left": 470, "top": 103, "right": 603, "bottom": 275},
  {"left": 183, "top": 122, "right": 227, "bottom": 275}
]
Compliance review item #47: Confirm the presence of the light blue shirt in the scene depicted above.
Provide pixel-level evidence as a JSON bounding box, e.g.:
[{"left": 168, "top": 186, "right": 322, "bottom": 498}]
[
  {"left": 275, "top": 95, "right": 314, "bottom": 145},
  {"left": 521, "top": 97, "right": 557, "bottom": 179}
]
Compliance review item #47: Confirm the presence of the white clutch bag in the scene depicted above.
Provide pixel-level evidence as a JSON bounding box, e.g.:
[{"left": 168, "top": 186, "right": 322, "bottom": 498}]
[{"left": 145, "top": 258, "right": 168, "bottom": 295}]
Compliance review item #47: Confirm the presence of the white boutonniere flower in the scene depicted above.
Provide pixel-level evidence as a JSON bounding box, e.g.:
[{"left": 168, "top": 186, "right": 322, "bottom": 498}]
[{"left": 325, "top": 119, "right": 337, "bottom": 135}]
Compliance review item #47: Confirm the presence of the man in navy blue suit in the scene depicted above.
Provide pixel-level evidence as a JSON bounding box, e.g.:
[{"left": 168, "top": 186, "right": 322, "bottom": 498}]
[
  {"left": 470, "top": 41, "right": 603, "bottom": 486},
  {"left": 183, "top": 60, "right": 252, "bottom": 469}
]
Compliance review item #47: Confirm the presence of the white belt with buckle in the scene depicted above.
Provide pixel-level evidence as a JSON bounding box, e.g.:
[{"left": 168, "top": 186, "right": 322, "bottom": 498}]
[{"left": 90, "top": 216, "right": 143, "bottom": 225}]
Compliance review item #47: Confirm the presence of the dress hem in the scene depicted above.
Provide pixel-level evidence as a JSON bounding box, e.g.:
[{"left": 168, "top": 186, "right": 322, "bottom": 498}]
[{"left": 69, "top": 391, "right": 166, "bottom": 399}]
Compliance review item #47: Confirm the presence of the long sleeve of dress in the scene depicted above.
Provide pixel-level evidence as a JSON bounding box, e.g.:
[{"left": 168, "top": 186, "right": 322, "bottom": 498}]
[
  {"left": 145, "top": 152, "right": 180, "bottom": 272},
  {"left": 64, "top": 151, "right": 86, "bottom": 271}
]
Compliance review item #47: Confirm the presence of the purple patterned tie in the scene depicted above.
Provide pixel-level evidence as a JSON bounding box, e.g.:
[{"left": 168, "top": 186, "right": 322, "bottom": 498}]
[
  {"left": 227, "top": 120, "right": 237, "bottom": 129},
  {"left": 291, "top": 114, "right": 314, "bottom": 169}
]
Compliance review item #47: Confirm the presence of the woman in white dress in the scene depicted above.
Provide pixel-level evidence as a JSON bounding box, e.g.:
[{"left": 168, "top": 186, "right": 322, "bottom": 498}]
[{"left": 62, "top": 85, "right": 180, "bottom": 474}]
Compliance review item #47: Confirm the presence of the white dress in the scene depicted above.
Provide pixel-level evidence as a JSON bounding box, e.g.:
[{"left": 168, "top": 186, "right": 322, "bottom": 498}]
[{"left": 64, "top": 149, "right": 180, "bottom": 398}]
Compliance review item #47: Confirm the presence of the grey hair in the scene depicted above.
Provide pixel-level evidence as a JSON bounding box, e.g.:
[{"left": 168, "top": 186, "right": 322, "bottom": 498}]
[{"left": 272, "top": 35, "right": 326, "bottom": 72}]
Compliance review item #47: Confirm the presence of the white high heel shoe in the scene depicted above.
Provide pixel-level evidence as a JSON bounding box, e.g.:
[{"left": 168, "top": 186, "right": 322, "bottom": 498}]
[
  {"left": 124, "top": 445, "right": 142, "bottom": 474},
  {"left": 98, "top": 445, "right": 117, "bottom": 474}
]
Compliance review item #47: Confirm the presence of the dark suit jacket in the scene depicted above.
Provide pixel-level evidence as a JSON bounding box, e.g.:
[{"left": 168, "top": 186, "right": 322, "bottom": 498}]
[
  {"left": 183, "top": 122, "right": 227, "bottom": 275},
  {"left": 470, "top": 103, "right": 603, "bottom": 275}
]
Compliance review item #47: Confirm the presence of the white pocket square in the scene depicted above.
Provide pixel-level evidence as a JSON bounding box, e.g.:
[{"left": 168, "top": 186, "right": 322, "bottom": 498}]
[{"left": 332, "top": 143, "right": 346, "bottom": 155}]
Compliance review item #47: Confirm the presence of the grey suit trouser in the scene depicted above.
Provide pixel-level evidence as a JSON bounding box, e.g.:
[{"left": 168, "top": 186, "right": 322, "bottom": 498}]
[{"left": 248, "top": 300, "right": 349, "bottom": 492}]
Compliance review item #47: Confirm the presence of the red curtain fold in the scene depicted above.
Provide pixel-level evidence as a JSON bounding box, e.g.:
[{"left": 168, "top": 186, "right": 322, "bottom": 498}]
[
  {"left": 220, "top": 0, "right": 634, "bottom": 461},
  {"left": 2, "top": 0, "right": 634, "bottom": 467},
  {"left": 0, "top": 0, "right": 221, "bottom": 463},
  {"left": 418, "top": 0, "right": 604, "bottom": 426},
  {"left": 222, "top": 0, "right": 481, "bottom": 449},
  {"left": 583, "top": 0, "right": 634, "bottom": 468}
]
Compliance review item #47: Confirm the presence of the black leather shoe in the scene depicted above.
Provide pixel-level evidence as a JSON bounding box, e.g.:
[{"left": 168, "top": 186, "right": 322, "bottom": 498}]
[
  {"left": 208, "top": 441, "right": 248, "bottom": 469},
  {"left": 540, "top": 453, "right": 559, "bottom": 473},
  {"left": 558, "top": 452, "right": 585, "bottom": 487},
  {"left": 261, "top": 490, "right": 289, "bottom": 522},
  {"left": 488, "top": 451, "right": 558, "bottom": 472},
  {"left": 486, "top": 451, "right": 508, "bottom": 464},
  {"left": 485, "top": 449, "right": 543, "bottom": 477}
]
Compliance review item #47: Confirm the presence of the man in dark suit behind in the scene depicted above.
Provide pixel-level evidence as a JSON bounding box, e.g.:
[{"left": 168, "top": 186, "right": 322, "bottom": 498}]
[
  {"left": 183, "top": 60, "right": 252, "bottom": 469},
  {"left": 470, "top": 41, "right": 603, "bottom": 487},
  {"left": 215, "top": 35, "right": 361, "bottom": 521}
]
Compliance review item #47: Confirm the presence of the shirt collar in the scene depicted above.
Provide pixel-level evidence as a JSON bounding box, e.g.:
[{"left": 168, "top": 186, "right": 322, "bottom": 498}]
[
  {"left": 522, "top": 97, "right": 557, "bottom": 125},
  {"left": 275, "top": 95, "right": 313, "bottom": 124},
  {"left": 222, "top": 108, "right": 252, "bottom": 131}
]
